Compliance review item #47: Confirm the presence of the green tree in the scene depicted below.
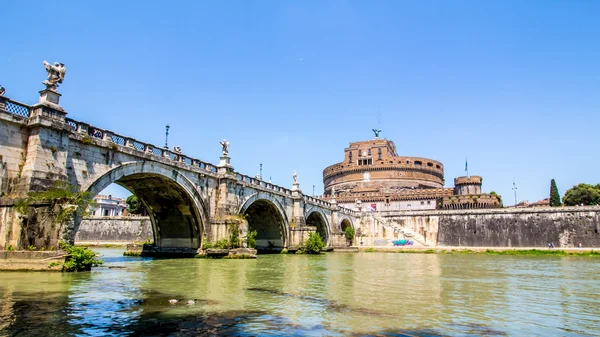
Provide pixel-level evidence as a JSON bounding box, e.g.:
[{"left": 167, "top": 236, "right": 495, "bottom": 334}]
[
  {"left": 126, "top": 195, "right": 144, "bottom": 215},
  {"left": 303, "top": 232, "right": 324, "bottom": 254},
  {"left": 549, "top": 179, "right": 561, "bottom": 207},
  {"left": 563, "top": 183, "right": 600, "bottom": 206}
]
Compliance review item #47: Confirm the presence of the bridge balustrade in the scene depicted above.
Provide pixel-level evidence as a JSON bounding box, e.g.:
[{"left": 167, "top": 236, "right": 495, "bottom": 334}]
[
  {"left": 5, "top": 101, "right": 311, "bottom": 201},
  {"left": 0, "top": 97, "right": 31, "bottom": 118}
]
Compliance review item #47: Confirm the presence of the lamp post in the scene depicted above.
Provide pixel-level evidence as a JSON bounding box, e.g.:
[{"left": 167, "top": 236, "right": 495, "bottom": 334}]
[
  {"left": 512, "top": 181, "right": 518, "bottom": 206},
  {"left": 313, "top": 185, "right": 315, "bottom": 197},
  {"left": 260, "top": 163, "right": 263, "bottom": 180},
  {"left": 164, "top": 124, "right": 170, "bottom": 149}
]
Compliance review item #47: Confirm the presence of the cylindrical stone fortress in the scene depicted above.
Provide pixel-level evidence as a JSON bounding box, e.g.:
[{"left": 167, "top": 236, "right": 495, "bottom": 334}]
[{"left": 323, "top": 139, "right": 444, "bottom": 195}]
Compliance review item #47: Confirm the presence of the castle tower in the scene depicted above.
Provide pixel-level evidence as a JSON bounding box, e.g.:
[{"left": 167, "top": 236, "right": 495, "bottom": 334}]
[{"left": 454, "top": 176, "right": 482, "bottom": 195}]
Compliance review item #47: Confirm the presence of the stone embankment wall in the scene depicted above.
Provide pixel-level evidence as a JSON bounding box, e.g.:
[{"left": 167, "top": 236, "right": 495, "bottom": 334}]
[
  {"left": 381, "top": 206, "right": 600, "bottom": 248},
  {"left": 75, "top": 216, "right": 152, "bottom": 243}
]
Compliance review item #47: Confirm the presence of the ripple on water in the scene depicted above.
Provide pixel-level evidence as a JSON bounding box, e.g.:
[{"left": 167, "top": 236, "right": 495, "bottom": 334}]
[{"left": 1, "top": 250, "right": 600, "bottom": 336}]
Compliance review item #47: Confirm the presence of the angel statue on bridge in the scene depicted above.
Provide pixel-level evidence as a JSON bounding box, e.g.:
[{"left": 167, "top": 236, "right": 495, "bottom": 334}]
[
  {"left": 220, "top": 139, "right": 230, "bottom": 156},
  {"left": 42, "top": 61, "right": 67, "bottom": 90}
]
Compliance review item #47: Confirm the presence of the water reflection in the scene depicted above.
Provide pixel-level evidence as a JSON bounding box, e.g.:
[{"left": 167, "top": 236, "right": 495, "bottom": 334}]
[{"left": 1, "top": 249, "right": 599, "bottom": 336}]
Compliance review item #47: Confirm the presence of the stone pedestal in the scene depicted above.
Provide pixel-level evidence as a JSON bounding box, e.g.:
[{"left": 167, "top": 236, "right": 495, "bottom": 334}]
[
  {"left": 30, "top": 88, "right": 66, "bottom": 120},
  {"left": 39, "top": 88, "right": 61, "bottom": 105},
  {"left": 217, "top": 156, "right": 233, "bottom": 174},
  {"left": 292, "top": 182, "right": 300, "bottom": 191}
]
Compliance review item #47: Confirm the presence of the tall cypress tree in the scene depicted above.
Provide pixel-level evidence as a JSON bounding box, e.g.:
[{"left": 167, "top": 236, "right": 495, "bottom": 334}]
[{"left": 549, "top": 179, "right": 561, "bottom": 207}]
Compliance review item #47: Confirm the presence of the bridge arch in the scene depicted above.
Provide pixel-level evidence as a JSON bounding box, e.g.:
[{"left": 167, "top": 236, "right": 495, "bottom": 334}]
[
  {"left": 305, "top": 207, "right": 331, "bottom": 246},
  {"left": 340, "top": 217, "right": 354, "bottom": 232},
  {"left": 239, "top": 193, "right": 289, "bottom": 251},
  {"left": 81, "top": 161, "right": 209, "bottom": 249}
]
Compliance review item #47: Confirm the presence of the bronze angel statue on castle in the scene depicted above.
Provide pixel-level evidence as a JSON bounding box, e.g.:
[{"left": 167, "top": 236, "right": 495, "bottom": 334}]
[{"left": 42, "top": 61, "right": 66, "bottom": 90}]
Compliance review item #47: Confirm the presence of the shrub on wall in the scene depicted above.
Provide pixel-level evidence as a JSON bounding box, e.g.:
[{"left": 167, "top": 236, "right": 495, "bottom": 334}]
[
  {"left": 15, "top": 181, "right": 96, "bottom": 249},
  {"left": 303, "top": 232, "right": 324, "bottom": 254},
  {"left": 229, "top": 223, "right": 240, "bottom": 248},
  {"left": 247, "top": 230, "right": 257, "bottom": 248},
  {"left": 489, "top": 191, "right": 502, "bottom": 206},
  {"left": 344, "top": 226, "right": 355, "bottom": 243}
]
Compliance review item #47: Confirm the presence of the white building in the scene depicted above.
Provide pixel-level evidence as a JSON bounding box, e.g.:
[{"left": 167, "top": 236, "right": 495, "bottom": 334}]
[{"left": 91, "top": 195, "right": 128, "bottom": 217}]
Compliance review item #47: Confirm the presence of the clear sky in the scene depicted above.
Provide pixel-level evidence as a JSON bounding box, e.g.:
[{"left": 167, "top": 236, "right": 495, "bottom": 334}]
[{"left": 3, "top": 1, "right": 599, "bottom": 205}]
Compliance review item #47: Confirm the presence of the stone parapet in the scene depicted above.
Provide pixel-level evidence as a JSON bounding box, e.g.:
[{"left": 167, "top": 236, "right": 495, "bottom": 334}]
[
  {"left": 333, "top": 188, "right": 454, "bottom": 203},
  {"left": 378, "top": 205, "right": 600, "bottom": 217},
  {"left": 454, "top": 176, "right": 482, "bottom": 186}
]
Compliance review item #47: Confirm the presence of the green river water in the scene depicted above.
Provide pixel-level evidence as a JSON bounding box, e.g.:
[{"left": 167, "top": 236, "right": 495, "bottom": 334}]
[{"left": 1, "top": 248, "right": 599, "bottom": 336}]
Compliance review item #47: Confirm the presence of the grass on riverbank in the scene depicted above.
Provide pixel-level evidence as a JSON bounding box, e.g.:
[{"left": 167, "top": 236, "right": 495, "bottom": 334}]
[{"left": 360, "top": 248, "right": 600, "bottom": 256}]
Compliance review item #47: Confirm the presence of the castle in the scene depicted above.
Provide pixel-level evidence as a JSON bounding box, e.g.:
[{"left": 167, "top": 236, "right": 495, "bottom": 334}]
[{"left": 323, "top": 134, "right": 501, "bottom": 211}]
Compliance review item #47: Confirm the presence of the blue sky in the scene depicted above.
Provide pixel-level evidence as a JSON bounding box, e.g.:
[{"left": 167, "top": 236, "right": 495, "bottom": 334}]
[{"left": 3, "top": 1, "right": 599, "bottom": 205}]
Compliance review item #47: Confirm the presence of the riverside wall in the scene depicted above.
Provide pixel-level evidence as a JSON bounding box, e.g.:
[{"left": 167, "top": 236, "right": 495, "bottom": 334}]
[
  {"left": 379, "top": 206, "right": 600, "bottom": 248},
  {"left": 75, "top": 216, "right": 152, "bottom": 243}
]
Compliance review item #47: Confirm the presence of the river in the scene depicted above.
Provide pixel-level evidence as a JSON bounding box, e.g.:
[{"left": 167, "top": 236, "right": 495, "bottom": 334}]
[{"left": 1, "top": 248, "right": 599, "bottom": 336}]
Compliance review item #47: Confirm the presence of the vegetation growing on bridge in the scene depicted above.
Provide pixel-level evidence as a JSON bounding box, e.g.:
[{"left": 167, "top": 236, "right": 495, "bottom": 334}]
[
  {"left": 302, "top": 232, "right": 325, "bottom": 254},
  {"left": 15, "top": 181, "right": 96, "bottom": 249},
  {"left": 229, "top": 222, "right": 241, "bottom": 248},
  {"left": 247, "top": 230, "right": 257, "bottom": 248},
  {"left": 15, "top": 181, "right": 95, "bottom": 225},
  {"left": 344, "top": 226, "right": 356, "bottom": 243}
]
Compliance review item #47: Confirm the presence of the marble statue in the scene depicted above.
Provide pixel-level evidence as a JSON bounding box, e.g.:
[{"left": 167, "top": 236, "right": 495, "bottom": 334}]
[
  {"left": 372, "top": 128, "right": 382, "bottom": 138},
  {"left": 220, "top": 139, "right": 230, "bottom": 156},
  {"left": 173, "top": 146, "right": 182, "bottom": 154},
  {"left": 42, "top": 61, "right": 66, "bottom": 90},
  {"left": 0, "top": 85, "right": 5, "bottom": 96},
  {"left": 293, "top": 171, "right": 298, "bottom": 184}
]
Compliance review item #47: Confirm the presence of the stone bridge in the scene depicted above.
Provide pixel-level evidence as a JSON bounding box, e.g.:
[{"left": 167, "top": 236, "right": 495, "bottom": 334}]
[{"left": 0, "top": 88, "right": 360, "bottom": 253}]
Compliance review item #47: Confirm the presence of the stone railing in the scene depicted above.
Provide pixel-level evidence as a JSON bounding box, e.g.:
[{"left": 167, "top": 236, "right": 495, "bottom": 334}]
[
  {"left": 235, "top": 173, "right": 293, "bottom": 196},
  {"left": 303, "top": 195, "right": 361, "bottom": 216},
  {"left": 305, "top": 195, "right": 333, "bottom": 208},
  {"left": 65, "top": 117, "right": 222, "bottom": 173},
  {"left": 338, "top": 206, "right": 361, "bottom": 217},
  {"left": 0, "top": 96, "right": 31, "bottom": 118},
  {"left": 64, "top": 117, "right": 298, "bottom": 197},
  {"left": 0, "top": 94, "right": 347, "bottom": 207}
]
